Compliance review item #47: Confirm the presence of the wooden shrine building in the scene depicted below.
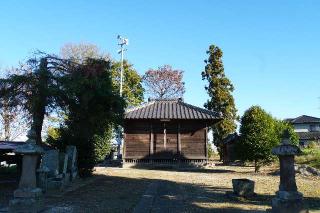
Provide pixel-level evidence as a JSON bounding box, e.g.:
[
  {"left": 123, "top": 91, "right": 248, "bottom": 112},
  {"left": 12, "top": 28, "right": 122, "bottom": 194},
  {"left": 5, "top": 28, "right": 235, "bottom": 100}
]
[{"left": 123, "top": 99, "right": 220, "bottom": 163}]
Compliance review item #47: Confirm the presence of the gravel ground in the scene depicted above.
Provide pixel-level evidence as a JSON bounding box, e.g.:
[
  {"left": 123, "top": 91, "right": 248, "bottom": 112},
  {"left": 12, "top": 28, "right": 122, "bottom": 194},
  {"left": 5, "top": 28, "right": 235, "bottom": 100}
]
[
  {"left": 94, "top": 164, "right": 320, "bottom": 213},
  {"left": 1, "top": 164, "right": 320, "bottom": 212}
]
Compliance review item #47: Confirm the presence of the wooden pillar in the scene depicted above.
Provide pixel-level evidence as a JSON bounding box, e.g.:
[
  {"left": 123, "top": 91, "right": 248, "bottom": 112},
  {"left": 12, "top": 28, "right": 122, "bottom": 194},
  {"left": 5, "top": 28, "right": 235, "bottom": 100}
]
[
  {"left": 205, "top": 125, "right": 208, "bottom": 160},
  {"left": 177, "top": 123, "right": 181, "bottom": 155},
  {"left": 150, "top": 124, "right": 154, "bottom": 155},
  {"left": 122, "top": 133, "right": 126, "bottom": 159},
  {"left": 163, "top": 123, "right": 167, "bottom": 150}
]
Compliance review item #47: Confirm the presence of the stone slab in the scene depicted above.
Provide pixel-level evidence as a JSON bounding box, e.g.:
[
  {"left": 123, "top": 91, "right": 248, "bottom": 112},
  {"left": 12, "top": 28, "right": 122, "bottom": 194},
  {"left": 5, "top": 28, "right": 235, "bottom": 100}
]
[
  {"left": 232, "top": 178, "right": 255, "bottom": 197},
  {"left": 66, "top": 146, "right": 77, "bottom": 172},
  {"left": 59, "top": 153, "right": 68, "bottom": 175},
  {"left": 41, "top": 150, "right": 59, "bottom": 177}
]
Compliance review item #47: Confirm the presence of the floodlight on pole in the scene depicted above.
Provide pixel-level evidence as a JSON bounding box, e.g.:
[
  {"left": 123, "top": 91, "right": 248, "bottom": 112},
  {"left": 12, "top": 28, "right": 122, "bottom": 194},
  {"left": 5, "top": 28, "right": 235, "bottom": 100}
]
[{"left": 117, "top": 35, "right": 129, "bottom": 97}]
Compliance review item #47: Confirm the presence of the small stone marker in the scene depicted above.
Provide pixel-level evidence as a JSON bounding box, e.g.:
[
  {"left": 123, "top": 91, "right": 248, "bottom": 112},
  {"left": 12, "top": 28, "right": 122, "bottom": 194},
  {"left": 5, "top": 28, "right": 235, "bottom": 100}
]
[
  {"left": 66, "top": 145, "right": 78, "bottom": 181},
  {"left": 59, "top": 153, "right": 68, "bottom": 175},
  {"left": 271, "top": 130, "right": 308, "bottom": 213},
  {"left": 232, "top": 179, "right": 255, "bottom": 197},
  {"left": 37, "top": 166, "right": 50, "bottom": 193},
  {"left": 41, "top": 149, "right": 59, "bottom": 177}
]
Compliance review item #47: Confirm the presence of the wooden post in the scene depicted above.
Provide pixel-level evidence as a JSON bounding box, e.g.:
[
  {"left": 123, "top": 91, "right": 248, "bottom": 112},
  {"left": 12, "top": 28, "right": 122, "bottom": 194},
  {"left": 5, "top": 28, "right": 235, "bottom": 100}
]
[
  {"left": 123, "top": 133, "right": 126, "bottom": 160},
  {"left": 205, "top": 125, "right": 208, "bottom": 160},
  {"left": 177, "top": 123, "right": 181, "bottom": 155},
  {"left": 150, "top": 124, "right": 154, "bottom": 155},
  {"left": 163, "top": 123, "right": 167, "bottom": 150}
]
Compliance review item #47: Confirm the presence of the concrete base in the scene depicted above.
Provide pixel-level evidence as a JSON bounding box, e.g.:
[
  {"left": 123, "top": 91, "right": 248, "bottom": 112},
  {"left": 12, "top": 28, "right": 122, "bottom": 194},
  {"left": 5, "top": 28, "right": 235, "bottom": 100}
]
[
  {"left": 9, "top": 188, "right": 44, "bottom": 213},
  {"left": 272, "top": 191, "right": 308, "bottom": 213}
]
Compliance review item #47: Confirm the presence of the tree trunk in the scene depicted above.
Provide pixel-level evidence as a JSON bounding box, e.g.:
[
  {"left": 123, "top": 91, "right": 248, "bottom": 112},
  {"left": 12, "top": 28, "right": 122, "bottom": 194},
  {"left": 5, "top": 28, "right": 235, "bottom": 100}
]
[
  {"left": 33, "top": 109, "right": 45, "bottom": 145},
  {"left": 254, "top": 160, "right": 260, "bottom": 173},
  {"left": 32, "top": 58, "right": 49, "bottom": 145}
]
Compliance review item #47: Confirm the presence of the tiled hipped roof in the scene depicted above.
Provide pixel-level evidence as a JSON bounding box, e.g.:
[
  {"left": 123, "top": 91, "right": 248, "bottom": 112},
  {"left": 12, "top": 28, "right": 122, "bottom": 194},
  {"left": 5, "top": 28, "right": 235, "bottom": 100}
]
[
  {"left": 285, "top": 115, "right": 320, "bottom": 124},
  {"left": 297, "top": 132, "right": 320, "bottom": 140},
  {"left": 125, "top": 99, "right": 220, "bottom": 120}
]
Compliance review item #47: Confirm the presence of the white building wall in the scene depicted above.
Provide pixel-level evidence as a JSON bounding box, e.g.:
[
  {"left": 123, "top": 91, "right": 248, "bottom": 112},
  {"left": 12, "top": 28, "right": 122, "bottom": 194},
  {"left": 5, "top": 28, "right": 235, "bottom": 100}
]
[
  {"left": 293, "top": 123, "right": 320, "bottom": 132},
  {"left": 293, "top": 124, "right": 310, "bottom": 132}
]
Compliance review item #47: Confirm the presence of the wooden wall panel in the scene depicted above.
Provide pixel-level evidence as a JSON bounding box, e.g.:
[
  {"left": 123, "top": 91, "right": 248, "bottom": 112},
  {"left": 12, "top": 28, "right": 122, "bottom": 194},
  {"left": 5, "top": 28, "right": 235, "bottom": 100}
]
[
  {"left": 124, "top": 120, "right": 207, "bottom": 160},
  {"left": 125, "top": 133, "right": 150, "bottom": 158},
  {"left": 181, "top": 128, "right": 206, "bottom": 158}
]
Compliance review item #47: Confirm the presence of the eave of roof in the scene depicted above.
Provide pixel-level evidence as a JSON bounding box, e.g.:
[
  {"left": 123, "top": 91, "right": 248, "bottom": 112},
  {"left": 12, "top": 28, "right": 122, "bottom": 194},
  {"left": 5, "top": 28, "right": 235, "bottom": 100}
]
[
  {"left": 124, "top": 99, "right": 220, "bottom": 120},
  {"left": 285, "top": 115, "right": 320, "bottom": 124},
  {"left": 297, "top": 132, "right": 320, "bottom": 140}
]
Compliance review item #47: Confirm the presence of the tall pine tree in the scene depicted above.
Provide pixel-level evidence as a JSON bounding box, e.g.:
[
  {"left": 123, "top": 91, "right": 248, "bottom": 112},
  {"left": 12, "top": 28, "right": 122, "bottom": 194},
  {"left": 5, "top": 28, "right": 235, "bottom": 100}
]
[{"left": 201, "top": 45, "right": 238, "bottom": 160}]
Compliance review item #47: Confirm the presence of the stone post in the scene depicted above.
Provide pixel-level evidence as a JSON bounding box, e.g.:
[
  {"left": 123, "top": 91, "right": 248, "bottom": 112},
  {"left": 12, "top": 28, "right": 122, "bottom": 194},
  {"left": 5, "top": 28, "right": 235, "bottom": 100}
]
[
  {"left": 271, "top": 131, "right": 308, "bottom": 213},
  {"left": 9, "top": 129, "right": 44, "bottom": 213}
]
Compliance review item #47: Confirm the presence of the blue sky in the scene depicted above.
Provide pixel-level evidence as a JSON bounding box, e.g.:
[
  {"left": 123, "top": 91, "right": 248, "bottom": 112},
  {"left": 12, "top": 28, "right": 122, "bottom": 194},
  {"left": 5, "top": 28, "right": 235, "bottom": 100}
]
[{"left": 0, "top": 0, "right": 319, "bottom": 120}]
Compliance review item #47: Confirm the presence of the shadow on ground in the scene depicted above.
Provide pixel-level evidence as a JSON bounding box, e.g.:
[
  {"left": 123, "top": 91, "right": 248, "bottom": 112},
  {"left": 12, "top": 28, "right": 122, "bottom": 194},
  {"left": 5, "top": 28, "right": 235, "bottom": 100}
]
[
  {"left": 130, "top": 164, "right": 236, "bottom": 174},
  {"left": 1, "top": 166, "right": 319, "bottom": 212},
  {"left": 44, "top": 173, "right": 320, "bottom": 213},
  {"left": 0, "top": 166, "right": 19, "bottom": 209}
]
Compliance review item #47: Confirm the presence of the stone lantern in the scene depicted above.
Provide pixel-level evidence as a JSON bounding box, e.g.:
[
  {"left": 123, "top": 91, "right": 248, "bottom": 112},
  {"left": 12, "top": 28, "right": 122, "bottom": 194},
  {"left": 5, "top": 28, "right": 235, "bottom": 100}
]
[
  {"left": 9, "top": 128, "right": 44, "bottom": 212},
  {"left": 271, "top": 130, "right": 308, "bottom": 213}
]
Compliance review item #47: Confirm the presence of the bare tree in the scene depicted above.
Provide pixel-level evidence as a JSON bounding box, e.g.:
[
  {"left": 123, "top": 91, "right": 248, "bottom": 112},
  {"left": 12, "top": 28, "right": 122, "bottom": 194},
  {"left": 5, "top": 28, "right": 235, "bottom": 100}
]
[
  {"left": 60, "top": 42, "right": 110, "bottom": 64},
  {"left": 143, "top": 65, "right": 185, "bottom": 99},
  {"left": 0, "top": 67, "right": 29, "bottom": 141}
]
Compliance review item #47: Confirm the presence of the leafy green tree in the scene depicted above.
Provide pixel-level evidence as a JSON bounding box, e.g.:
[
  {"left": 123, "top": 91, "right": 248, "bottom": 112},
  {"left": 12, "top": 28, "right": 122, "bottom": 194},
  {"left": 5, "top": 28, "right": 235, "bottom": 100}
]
[
  {"left": 275, "top": 120, "right": 299, "bottom": 146},
  {"left": 56, "top": 58, "right": 125, "bottom": 176},
  {"left": 201, "top": 45, "right": 238, "bottom": 160},
  {"left": 111, "top": 61, "right": 144, "bottom": 106},
  {"left": 237, "top": 106, "right": 279, "bottom": 172}
]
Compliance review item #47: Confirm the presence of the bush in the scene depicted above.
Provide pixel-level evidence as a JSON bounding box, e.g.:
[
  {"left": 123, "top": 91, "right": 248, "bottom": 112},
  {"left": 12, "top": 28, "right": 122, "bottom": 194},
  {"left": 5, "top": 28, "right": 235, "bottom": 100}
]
[{"left": 296, "top": 147, "right": 320, "bottom": 169}]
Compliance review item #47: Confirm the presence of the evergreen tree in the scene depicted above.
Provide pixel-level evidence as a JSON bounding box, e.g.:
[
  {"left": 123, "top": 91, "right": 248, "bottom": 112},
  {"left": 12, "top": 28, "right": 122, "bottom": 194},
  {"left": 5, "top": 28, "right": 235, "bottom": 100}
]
[{"left": 201, "top": 45, "right": 238, "bottom": 159}]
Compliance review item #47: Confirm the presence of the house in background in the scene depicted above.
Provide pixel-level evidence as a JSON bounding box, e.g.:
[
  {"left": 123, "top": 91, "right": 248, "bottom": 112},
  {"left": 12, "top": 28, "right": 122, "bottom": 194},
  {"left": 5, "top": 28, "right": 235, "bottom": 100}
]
[
  {"left": 285, "top": 115, "right": 320, "bottom": 146},
  {"left": 123, "top": 98, "right": 220, "bottom": 164}
]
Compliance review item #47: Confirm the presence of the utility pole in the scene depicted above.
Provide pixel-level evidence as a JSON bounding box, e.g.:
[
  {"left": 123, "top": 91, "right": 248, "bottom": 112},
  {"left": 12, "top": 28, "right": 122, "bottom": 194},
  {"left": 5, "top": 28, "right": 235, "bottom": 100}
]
[
  {"left": 116, "top": 35, "right": 128, "bottom": 159},
  {"left": 117, "top": 35, "right": 129, "bottom": 97}
]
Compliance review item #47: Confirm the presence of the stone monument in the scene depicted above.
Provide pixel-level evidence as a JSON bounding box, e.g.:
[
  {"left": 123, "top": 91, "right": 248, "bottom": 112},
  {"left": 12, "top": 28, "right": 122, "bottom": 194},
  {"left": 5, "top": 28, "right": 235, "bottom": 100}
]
[
  {"left": 271, "top": 130, "right": 308, "bottom": 213},
  {"left": 9, "top": 128, "right": 44, "bottom": 213},
  {"left": 66, "top": 145, "right": 78, "bottom": 181}
]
